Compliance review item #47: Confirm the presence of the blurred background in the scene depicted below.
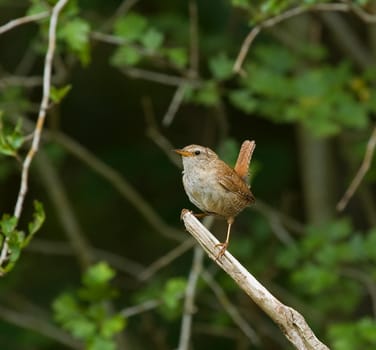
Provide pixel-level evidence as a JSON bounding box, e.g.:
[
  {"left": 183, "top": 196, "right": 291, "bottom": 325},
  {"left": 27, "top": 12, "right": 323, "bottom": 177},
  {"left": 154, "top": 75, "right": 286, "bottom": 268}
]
[{"left": 0, "top": 0, "right": 376, "bottom": 349}]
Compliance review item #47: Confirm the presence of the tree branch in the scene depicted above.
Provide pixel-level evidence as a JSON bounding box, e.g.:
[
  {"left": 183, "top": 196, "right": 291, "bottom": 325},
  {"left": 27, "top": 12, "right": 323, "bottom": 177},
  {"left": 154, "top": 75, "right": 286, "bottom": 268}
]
[
  {"left": 0, "top": 0, "right": 69, "bottom": 272},
  {"left": 0, "top": 11, "right": 49, "bottom": 35},
  {"left": 233, "top": 3, "right": 349, "bottom": 74},
  {"left": 0, "top": 304, "right": 81, "bottom": 349},
  {"left": 177, "top": 245, "right": 204, "bottom": 350},
  {"left": 337, "top": 126, "right": 376, "bottom": 211},
  {"left": 180, "top": 209, "right": 329, "bottom": 350}
]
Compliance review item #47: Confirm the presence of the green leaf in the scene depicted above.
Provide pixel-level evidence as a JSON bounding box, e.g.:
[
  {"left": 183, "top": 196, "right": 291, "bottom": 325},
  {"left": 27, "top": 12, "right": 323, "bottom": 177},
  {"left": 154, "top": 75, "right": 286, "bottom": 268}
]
[
  {"left": 50, "top": 85, "right": 72, "bottom": 104},
  {"left": 231, "top": 0, "right": 251, "bottom": 9},
  {"left": 27, "top": 0, "right": 50, "bottom": 16},
  {"left": 0, "top": 116, "right": 24, "bottom": 157},
  {"left": 59, "top": 18, "right": 91, "bottom": 65},
  {"left": 165, "top": 48, "right": 188, "bottom": 69},
  {"left": 83, "top": 262, "right": 115, "bottom": 287},
  {"left": 24, "top": 200, "right": 45, "bottom": 247},
  {"left": 141, "top": 28, "right": 164, "bottom": 52},
  {"left": 161, "top": 277, "right": 186, "bottom": 311},
  {"left": 100, "top": 314, "right": 126, "bottom": 338},
  {"left": 110, "top": 46, "right": 142, "bottom": 67},
  {"left": 113, "top": 13, "right": 147, "bottom": 42},
  {"left": 88, "top": 337, "right": 116, "bottom": 350},
  {"left": 0, "top": 214, "right": 18, "bottom": 237},
  {"left": 70, "top": 317, "right": 97, "bottom": 339},
  {"left": 228, "top": 89, "right": 257, "bottom": 113},
  {"left": 194, "top": 81, "right": 220, "bottom": 106},
  {"left": 8, "top": 230, "right": 25, "bottom": 262},
  {"left": 53, "top": 293, "right": 80, "bottom": 323},
  {"left": 292, "top": 263, "right": 338, "bottom": 294},
  {"left": 209, "top": 53, "right": 233, "bottom": 81}
]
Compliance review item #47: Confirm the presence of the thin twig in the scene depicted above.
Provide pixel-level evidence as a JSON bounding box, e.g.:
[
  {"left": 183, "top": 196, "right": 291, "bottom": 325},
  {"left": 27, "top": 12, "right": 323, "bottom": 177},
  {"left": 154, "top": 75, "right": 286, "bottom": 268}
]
[
  {"left": 340, "top": 267, "right": 376, "bottom": 318},
  {"left": 176, "top": 214, "right": 213, "bottom": 350},
  {"left": 91, "top": 31, "right": 126, "bottom": 45},
  {"left": 181, "top": 210, "right": 330, "bottom": 350},
  {"left": 123, "top": 67, "right": 201, "bottom": 87},
  {"left": 142, "top": 97, "right": 182, "bottom": 167},
  {"left": 201, "top": 269, "right": 260, "bottom": 345},
  {"left": 337, "top": 126, "right": 376, "bottom": 211},
  {"left": 0, "top": 0, "right": 69, "bottom": 271},
  {"left": 27, "top": 238, "right": 145, "bottom": 278},
  {"left": 0, "top": 11, "right": 49, "bottom": 35},
  {"left": 162, "top": 0, "right": 199, "bottom": 127},
  {"left": 233, "top": 3, "right": 349, "bottom": 73},
  {"left": 177, "top": 245, "right": 204, "bottom": 350},
  {"left": 34, "top": 152, "right": 94, "bottom": 270},
  {"left": 52, "top": 131, "right": 184, "bottom": 242},
  {"left": 139, "top": 238, "right": 195, "bottom": 281},
  {"left": 120, "top": 299, "right": 160, "bottom": 318},
  {"left": 0, "top": 75, "right": 44, "bottom": 88},
  {"left": 162, "top": 83, "right": 187, "bottom": 126},
  {"left": 343, "top": 0, "right": 376, "bottom": 23},
  {"left": 0, "top": 304, "right": 81, "bottom": 349}
]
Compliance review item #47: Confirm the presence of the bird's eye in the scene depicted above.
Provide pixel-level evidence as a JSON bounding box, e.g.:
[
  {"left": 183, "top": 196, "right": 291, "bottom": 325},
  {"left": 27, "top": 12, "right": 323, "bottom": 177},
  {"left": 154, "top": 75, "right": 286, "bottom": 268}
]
[{"left": 194, "top": 150, "right": 201, "bottom": 155}]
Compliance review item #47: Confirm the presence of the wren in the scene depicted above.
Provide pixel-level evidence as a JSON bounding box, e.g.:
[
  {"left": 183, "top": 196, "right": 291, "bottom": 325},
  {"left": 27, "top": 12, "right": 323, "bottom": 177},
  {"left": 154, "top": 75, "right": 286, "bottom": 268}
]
[{"left": 175, "top": 140, "right": 255, "bottom": 259}]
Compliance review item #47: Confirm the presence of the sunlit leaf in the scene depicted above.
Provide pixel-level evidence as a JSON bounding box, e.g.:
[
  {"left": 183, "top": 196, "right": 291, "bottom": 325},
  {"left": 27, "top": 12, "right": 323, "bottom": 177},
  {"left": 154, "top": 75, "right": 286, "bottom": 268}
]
[
  {"left": 141, "top": 28, "right": 164, "bottom": 52},
  {"left": 110, "top": 46, "right": 142, "bottom": 67},
  {"left": 50, "top": 85, "right": 72, "bottom": 104},
  {"left": 114, "top": 13, "right": 147, "bottom": 42},
  {"left": 209, "top": 53, "right": 233, "bottom": 81},
  {"left": 0, "top": 214, "right": 18, "bottom": 237}
]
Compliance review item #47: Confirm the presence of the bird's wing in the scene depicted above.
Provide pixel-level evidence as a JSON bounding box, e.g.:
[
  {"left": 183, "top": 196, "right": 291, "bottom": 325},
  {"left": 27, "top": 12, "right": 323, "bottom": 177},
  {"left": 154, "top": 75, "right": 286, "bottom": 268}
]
[{"left": 218, "top": 170, "right": 255, "bottom": 203}]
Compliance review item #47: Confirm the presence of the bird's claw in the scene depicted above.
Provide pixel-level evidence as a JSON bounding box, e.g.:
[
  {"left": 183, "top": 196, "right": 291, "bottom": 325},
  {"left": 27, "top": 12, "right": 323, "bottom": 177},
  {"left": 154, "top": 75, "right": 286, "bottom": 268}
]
[{"left": 214, "top": 242, "right": 228, "bottom": 261}]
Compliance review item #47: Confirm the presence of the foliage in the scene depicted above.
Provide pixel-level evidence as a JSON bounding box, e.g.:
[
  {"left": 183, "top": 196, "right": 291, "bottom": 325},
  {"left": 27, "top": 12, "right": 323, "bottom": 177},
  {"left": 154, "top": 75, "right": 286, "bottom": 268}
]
[
  {"left": 0, "top": 201, "right": 45, "bottom": 274},
  {"left": 0, "top": 0, "right": 375, "bottom": 349},
  {"left": 53, "top": 262, "right": 126, "bottom": 350}
]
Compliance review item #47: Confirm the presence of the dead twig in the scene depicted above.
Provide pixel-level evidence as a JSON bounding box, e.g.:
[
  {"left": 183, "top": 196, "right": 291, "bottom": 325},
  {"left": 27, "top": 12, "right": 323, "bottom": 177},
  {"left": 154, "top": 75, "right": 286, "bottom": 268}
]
[
  {"left": 177, "top": 245, "right": 204, "bottom": 350},
  {"left": 337, "top": 126, "right": 376, "bottom": 211},
  {"left": 201, "top": 269, "right": 260, "bottom": 345},
  {"left": 0, "top": 0, "right": 69, "bottom": 271},
  {"left": 181, "top": 210, "right": 330, "bottom": 350},
  {"left": 233, "top": 3, "right": 348, "bottom": 74},
  {"left": 0, "top": 11, "right": 49, "bottom": 35}
]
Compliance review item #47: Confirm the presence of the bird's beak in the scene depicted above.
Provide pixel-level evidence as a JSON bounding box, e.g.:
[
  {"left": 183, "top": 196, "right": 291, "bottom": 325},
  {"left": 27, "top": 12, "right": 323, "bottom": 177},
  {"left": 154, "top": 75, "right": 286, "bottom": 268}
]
[{"left": 174, "top": 149, "right": 193, "bottom": 157}]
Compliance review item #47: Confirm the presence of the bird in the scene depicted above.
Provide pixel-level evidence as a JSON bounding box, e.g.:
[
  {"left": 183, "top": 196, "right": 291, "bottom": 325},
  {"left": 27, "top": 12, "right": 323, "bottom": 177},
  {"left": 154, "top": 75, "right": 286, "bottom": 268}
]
[{"left": 174, "top": 140, "right": 255, "bottom": 259}]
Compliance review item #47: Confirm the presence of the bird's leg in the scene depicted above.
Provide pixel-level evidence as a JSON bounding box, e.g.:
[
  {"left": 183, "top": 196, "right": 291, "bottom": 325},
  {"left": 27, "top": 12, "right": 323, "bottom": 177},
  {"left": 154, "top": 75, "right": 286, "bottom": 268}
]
[{"left": 215, "top": 217, "right": 234, "bottom": 260}]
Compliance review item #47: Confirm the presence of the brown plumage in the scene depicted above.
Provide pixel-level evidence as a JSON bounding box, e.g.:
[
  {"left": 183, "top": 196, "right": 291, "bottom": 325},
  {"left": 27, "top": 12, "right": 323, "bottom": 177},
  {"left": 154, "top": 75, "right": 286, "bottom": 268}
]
[{"left": 174, "top": 140, "right": 255, "bottom": 259}]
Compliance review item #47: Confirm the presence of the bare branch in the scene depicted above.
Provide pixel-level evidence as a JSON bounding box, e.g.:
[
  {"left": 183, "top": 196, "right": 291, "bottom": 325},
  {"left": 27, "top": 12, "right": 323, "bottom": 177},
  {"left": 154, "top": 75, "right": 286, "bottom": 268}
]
[
  {"left": 177, "top": 245, "right": 204, "bottom": 350},
  {"left": 337, "top": 126, "right": 376, "bottom": 211},
  {"left": 181, "top": 210, "right": 330, "bottom": 350},
  {"left": 0, "top": 0, "right": 69, "bottom": 271},
  {"left": 343, "top": 0, "right": 376, "bottom": 23},
  {"left": 123, "top": 67, "right": 201, "bottom": 87},
  {"left": 27, "top": 238, "right": 145, "bottom": 278},
  {"left": 139, "top": 238, "right": 195, "bottom": 281},
  {"left": 201, "top": 269, "right": 260, "bottom": 345},
  {"left": 142, "top": 97, "right": 182, "bottom": 167},
  {"left": 0, "top": 11, "right": 49, "bottom": 35},
  {"left": 0, "top": 75, "right": 44, "bottom": 88},
  {"left": 233, "top": 3, "right": 349, "bottom": 74},
  {"left": 162, "top": 0, "right": 199, "bottom": 127},
  {"left": 340, "top": 267, "right": 376, "bottom": 318},
  {"left": 34, "top": 152, "right": 94, "bottom": 270},
  {"left": 162, "top": 83, "right": 187, "bottom": 126},
  {"left": 52, "top": 131, "right": 184, "bottom": 242},
  {"left": 0, "top": 304, "right": 81, "bottom": 349}
]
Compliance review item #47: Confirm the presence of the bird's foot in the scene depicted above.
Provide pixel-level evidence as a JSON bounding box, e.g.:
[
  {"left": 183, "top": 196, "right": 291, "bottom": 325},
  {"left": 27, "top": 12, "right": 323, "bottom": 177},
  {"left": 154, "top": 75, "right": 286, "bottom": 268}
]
[{"left": 214, "top": 241, "right": 228, "bottom": 261}]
